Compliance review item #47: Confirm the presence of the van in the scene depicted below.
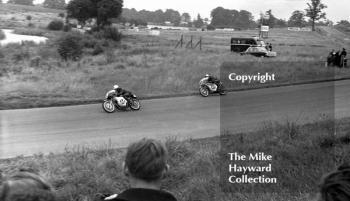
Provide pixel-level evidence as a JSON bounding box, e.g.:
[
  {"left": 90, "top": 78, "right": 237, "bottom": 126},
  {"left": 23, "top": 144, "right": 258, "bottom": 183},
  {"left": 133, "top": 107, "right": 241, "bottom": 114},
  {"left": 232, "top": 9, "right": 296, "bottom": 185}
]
[{"left": 230, "top": 37, "right": 266, "bottom": 52}]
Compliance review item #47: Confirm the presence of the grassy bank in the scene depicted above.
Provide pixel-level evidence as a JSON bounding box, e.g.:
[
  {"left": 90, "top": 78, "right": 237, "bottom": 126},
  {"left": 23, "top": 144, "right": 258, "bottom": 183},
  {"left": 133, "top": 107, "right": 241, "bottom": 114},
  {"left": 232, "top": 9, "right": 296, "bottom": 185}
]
[
  {"left": 1, "top": 118, "right": 349, "bottom": 201},
  {"left": 1, "top": 14, "right": 350, "bottom": 109}
]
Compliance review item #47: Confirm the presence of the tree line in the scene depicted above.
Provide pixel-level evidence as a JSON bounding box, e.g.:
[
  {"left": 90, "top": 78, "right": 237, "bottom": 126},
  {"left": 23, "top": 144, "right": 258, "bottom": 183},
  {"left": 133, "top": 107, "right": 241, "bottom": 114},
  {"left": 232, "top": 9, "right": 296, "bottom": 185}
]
[{"left": 4, "top": 0, "right": 332, "bottom": 31}]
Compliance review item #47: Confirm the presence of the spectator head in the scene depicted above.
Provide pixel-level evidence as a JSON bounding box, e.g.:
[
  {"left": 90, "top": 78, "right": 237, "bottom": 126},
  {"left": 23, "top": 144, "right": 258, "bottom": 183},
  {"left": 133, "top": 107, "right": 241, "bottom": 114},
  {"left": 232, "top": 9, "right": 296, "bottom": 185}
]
[
  {"left": 318, "top": 164, "right": 350, "bottom": 201},
  {"left": 124, "top": 138, "right": 169, "bottom": 183},
  {"left": 0, "top": 170, "right": 56, "bottom": 201}
]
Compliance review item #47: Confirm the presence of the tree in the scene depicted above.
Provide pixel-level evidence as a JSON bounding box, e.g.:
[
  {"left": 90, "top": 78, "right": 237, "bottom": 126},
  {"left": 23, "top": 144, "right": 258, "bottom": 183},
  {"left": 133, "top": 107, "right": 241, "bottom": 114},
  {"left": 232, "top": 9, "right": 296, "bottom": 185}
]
[
  {"left": 275, "top": 18, "right": 287, "bottom": 28},
  {"left": 193, "top": 14, "right": 204, "bottom": 28},
  {"left": 163, "top": 9, "right": 181, "bottom": 26},
  {"left": 264, "top": 10, "right": 277, "bottom": 28},
  {"left": 305, "top": 0, "right": 327, "bottom": 31},
  {"left": 8, "top": 0, "right": 33, "bottom": 6},
  {"left": 210, "top": 7, "right": 234, "bottom": 28},
  {"left": 43, "top": 0, "right": 66, "bottom": 9},
  {"left": 66, "top": 0, "right": 123, "bottom": 28},
  {"left": 288, "top": 10, "right": 307, "bottom": 27},
  {"left": 97, "top": 0, "right": 123, "bottom": 27},
  {"left": 235, "top": 10, "right": 256, "bottom": 29},
  {"left": 181, "top": 13, "right": 191, "bottom": 23},
  {"left": 210, "top": 7, "right": 256, "bottom": 30}
]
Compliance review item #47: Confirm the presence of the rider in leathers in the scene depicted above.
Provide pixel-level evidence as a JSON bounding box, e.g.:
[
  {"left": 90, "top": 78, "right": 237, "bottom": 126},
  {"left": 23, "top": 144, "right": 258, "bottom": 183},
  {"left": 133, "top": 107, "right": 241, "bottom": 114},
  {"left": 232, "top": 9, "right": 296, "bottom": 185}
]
[
  {"left": 200, "top": 74, "right": 222, "bottom": 89},
  {"left": 106, "top": 85, "right": 134, "bottom": 102}
]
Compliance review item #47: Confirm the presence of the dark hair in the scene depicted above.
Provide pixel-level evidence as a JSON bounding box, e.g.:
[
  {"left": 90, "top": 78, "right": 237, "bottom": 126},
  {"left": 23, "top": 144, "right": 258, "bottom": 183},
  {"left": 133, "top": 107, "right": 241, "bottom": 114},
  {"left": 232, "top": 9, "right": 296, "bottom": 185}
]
[
  {"left": 319, "top": 164, "right": 350, "bottom": 201},
  {"left": 0, "top": 171, "right": 55, "bottom": 201},
  {"left": 125, "top": 138, "right": 168, "bottom": 182}
]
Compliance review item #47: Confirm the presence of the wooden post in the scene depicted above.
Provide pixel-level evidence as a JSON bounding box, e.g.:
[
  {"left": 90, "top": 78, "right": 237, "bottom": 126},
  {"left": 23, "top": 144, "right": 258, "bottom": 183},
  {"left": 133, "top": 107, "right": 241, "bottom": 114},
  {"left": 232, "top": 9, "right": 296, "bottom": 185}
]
[
  {"left": 191, "top": 35, "right": 193, "bottom": 48},
  {"left": 175, "top": 35, "right": 183, "bottom": 48},
  {"left": 194, "top": 37, "right": 202, "bottom": 51},
  {"left": 180, "top": 35, "right": 183, "bottom": 48},
  {"left": 186, "top": 36, "right": 193, "bottom": 48}
]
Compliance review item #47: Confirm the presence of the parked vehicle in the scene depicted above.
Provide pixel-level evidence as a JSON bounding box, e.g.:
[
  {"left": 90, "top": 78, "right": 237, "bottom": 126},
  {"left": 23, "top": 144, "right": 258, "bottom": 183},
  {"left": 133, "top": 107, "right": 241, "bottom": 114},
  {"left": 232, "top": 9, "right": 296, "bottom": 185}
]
[
  {"left": 230, "top": 37, "right": 266, "bottom": 52},
  {"left": 240, "top": 46, "right": 277, "bottom": 57}
]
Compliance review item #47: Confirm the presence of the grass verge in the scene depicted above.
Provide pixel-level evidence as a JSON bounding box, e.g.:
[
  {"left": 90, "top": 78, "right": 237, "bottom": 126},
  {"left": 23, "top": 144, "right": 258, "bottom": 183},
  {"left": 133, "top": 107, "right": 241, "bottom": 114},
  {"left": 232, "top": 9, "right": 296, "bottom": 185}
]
[
  {"left": 1, "top": 27, "right": 350, "bottom": 110},
  {"left": 1, "top": 118, "right": 349, "bottom": 201}
]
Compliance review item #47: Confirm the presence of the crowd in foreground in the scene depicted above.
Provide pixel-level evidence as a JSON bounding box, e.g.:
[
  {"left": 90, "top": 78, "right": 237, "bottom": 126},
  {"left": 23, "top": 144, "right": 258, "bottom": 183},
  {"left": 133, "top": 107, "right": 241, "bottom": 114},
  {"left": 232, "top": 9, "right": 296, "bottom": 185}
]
[{"left": 0, "top": 138, "right": 349, "bottom": 201}]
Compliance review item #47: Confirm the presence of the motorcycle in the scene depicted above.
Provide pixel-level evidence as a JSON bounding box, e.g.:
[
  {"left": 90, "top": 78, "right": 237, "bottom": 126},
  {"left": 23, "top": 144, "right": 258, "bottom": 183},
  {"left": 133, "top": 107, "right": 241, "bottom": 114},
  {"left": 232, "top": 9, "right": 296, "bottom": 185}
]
[
  {"left": 102, "top": 93, "right": 141, "bottom": 113},
  {"left": 199, "top": 80, "right": 226, "bottom": 97}
]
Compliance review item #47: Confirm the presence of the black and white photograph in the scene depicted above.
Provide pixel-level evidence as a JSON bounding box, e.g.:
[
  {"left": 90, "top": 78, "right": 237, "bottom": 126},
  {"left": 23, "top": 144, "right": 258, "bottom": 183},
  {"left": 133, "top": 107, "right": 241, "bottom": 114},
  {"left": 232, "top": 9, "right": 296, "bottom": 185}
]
[{"left": 0, "top": 0, "right": 350, "bottom": 200}]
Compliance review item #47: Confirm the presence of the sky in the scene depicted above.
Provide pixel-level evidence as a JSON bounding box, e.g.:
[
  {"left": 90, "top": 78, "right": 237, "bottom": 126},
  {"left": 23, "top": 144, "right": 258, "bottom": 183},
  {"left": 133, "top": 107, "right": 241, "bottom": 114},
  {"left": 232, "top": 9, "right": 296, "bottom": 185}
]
[{"left": 121, "top": 0, "right": 349, "bottom": 23}]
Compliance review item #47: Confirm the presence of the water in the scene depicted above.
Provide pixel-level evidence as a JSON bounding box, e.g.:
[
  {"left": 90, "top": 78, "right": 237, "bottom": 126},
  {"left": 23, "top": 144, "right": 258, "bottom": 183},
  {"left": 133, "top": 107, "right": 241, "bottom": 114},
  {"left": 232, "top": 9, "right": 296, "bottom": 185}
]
[{"left": 0, "top": 29, "right": 48, "bottom": 46}]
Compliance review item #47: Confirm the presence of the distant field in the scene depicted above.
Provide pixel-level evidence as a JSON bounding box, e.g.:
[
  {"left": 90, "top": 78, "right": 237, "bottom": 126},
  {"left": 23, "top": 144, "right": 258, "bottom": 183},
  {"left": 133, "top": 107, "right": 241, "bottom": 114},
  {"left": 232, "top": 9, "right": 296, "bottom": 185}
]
[{"left": 0, "top": 5, "right": 350, "bottom": 109}]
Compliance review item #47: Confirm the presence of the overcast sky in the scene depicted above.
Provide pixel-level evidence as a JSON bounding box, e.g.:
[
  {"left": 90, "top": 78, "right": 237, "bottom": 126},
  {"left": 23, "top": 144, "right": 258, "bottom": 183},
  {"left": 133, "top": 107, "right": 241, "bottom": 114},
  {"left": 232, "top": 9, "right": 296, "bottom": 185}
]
[{"left": 122, "top": 0, "right": 349, "bottom": 22}]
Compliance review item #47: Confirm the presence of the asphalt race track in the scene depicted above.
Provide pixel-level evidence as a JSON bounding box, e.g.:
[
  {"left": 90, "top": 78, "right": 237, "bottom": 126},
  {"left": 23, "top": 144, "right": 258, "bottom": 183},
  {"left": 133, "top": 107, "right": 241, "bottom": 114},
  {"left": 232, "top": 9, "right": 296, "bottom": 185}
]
[{"left": 1, "top": 80, "right": 350, "bottom": 158}]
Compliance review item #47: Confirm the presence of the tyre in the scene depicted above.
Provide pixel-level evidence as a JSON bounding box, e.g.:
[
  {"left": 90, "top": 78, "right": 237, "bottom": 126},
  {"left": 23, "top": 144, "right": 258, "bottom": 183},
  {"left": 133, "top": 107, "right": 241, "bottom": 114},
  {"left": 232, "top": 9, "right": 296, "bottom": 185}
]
[
  {"left": 219, "top": 84, "right": 226, "bottom": 95},
  {"left": 199, "top": 86, "right": 210, "bottom": 97},
  {"left": 219, "top": 90, "right": 227, "bottom": 95},
  {"left": 102, "top": 100, "right": 116, "bottom": 113},
  {"left": 130, "top": 99, "right": 141, "bottom": 110}
]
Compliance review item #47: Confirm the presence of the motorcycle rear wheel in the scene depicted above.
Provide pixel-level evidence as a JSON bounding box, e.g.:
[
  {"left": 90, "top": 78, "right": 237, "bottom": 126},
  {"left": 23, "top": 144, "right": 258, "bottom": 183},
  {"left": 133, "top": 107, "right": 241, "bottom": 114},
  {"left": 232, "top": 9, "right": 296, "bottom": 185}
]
[{"left": 102, "top": 100, "right": 116, "bottom": 113}]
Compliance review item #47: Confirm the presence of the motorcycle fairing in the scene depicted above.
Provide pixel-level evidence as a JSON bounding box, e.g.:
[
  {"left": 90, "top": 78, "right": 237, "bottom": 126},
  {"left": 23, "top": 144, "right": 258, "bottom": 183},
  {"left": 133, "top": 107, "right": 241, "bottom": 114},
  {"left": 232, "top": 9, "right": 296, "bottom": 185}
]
[{"left": 114, "top": 96, "right": 127, "bottom": 107}]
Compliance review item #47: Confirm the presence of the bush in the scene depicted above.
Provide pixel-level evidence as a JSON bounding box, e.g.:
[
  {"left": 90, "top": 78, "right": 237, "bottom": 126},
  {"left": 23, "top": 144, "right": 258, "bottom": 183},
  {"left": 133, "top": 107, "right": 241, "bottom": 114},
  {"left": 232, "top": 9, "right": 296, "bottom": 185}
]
[
  {"left": 92, "top": 44, "right": 104, "bottom": 55},
  {"left": 47, "top": 20, "right": 64, "bottom": 31},
  {"left": 58, "top": 12, "right": 65, "bottom": 18},
  {"left": 0, "top": 30, "right": 5, "bottom": 40},
  {"left": 57, "top": 33, "right": 83, "bottom": 60},
  {"left": 93, "top": 26, "right": 122, "bottom": 42},
  {"left": 63, "top": 24, "right": 71, "bottom": 32},
  {"left": 207, "top": 24, "right": 216, "bottom": 30},
  {"left": 28, "top": 22, "right": 35, "bottom": 28},
  {"left": 26, "top": 15, "right": 32, "bottom": 21}
]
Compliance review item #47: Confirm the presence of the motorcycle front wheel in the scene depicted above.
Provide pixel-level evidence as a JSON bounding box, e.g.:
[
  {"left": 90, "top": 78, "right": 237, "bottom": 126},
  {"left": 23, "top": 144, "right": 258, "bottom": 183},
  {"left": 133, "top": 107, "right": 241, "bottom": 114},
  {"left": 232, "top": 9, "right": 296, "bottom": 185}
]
[
  {"left": 102, "top": 100, "right": 116, "bottom": 113},
  {"left": 130, "top": 99, "right": 141, "bottom": 110}
]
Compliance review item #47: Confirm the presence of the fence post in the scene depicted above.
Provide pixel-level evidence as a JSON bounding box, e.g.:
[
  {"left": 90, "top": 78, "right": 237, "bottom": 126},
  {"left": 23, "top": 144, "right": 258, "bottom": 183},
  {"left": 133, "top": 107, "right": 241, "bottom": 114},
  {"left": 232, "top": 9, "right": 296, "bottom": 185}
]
[
  {"left": 175, "top": 35, "right": 183, "bottom": 48},
  {"left": 180, "top": 35, "right": 183, "bottom": 48}
]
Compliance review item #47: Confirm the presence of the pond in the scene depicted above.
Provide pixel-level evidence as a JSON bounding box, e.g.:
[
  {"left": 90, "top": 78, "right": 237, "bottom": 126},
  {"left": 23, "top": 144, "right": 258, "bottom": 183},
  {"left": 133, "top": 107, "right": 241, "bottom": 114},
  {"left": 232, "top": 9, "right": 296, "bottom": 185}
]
[{"left": 0, "top": 29, "right": 48, "bottom": 46}]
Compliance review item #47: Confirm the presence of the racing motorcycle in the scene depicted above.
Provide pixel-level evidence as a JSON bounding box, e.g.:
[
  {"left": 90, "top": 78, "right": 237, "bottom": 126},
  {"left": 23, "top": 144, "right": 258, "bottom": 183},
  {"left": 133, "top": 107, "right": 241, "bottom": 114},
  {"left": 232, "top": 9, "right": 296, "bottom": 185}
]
[
  {"left": 102, "top": 92, "right": 141, "bottom": 113},
  {"left": 199, "top": 79, "right": 226, "bottom": 97}
]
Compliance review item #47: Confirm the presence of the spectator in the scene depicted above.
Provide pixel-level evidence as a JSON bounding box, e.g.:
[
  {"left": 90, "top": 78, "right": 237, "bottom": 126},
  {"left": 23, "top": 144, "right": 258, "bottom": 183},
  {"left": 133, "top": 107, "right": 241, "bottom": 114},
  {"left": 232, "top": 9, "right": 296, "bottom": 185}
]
[
  {"left": 341, "top": 48, "right": 348, "bottom": 67},
  {"left": 341, "top": 48, "right": 347, "bottom": 58},
  {"left": 318, "top": 164, "right": 350, "bottom": 201},
  {"left": 327, "top": 49, "right": 336, "bottom": 66},
  {"left": 0, "top": 170, "right": 56, "bottom": 201},
  {"left": 265, "top": 43, "right": 270, "bottom": 51},
  {"left": 104, "top": 138, "right": 177, "bottom": 201},
  {"left": 335, "top": 50, "right": 341, "bottom": 67}
]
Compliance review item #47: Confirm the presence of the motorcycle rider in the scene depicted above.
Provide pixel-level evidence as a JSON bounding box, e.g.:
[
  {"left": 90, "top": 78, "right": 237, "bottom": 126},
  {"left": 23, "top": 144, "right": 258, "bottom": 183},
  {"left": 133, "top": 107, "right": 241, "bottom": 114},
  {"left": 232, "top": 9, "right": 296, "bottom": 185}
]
[
  {"left": 201, "top": 74, "right": 222, "bottom": 87},
  {"left": 106, "top": 85, "right": 134, "bottom": 101},
  {"left": 199, "top": 74, "right": 225, "bottom": 95}
]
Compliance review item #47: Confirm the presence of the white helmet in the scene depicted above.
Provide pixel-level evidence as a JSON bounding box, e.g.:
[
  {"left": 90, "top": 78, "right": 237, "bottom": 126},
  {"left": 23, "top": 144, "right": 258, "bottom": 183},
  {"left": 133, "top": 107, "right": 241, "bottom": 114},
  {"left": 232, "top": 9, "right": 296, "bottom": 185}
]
[
  {"left": 113, "top": 85, "right": 119, "bottom": 90},
  {"left": 205, "top": 74, "right": 210, "bottom": 77}
]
